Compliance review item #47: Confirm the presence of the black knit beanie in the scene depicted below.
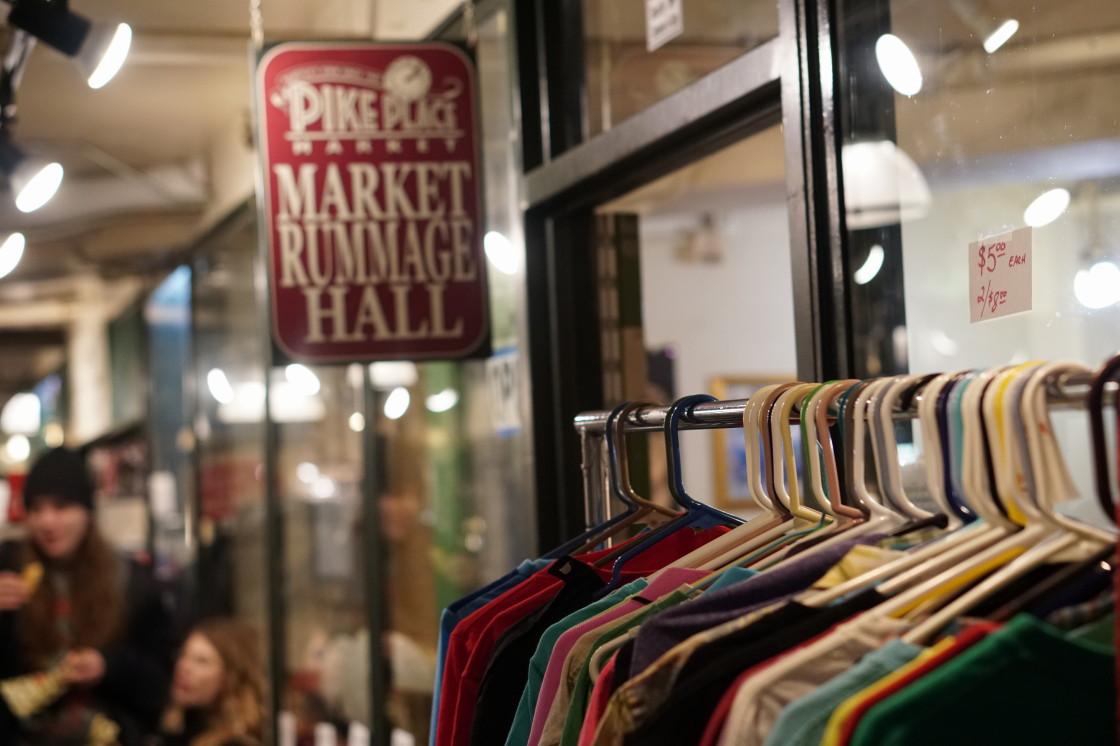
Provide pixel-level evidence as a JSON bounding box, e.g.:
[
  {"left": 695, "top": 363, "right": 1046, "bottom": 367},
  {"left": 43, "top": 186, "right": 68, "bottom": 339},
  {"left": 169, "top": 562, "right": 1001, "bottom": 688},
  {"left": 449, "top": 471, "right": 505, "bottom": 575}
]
[{"left": 23, "top": 447, "right": 94, "bottom": 512}]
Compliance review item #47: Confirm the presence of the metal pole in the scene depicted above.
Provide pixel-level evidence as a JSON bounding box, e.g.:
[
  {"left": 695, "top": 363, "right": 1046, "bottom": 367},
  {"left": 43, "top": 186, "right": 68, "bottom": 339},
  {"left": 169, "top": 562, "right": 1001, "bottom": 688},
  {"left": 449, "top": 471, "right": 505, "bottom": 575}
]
[
  {"left": 361, "top": 376, "right": 391, "bottom": 746},
  {"left": 572, "top": 377, "right": 1118, "bottom": 434}
]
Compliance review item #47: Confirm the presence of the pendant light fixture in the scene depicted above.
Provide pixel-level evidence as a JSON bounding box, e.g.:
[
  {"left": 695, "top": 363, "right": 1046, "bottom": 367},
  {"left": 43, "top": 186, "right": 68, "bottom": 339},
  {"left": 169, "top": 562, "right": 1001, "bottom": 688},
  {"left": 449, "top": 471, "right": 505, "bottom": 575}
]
[
  {"left": 6, "top": 0, "right": 132, "bottom": 89},
  {"left": 0, "top": 135, "right": 62, "bottom": 213}
]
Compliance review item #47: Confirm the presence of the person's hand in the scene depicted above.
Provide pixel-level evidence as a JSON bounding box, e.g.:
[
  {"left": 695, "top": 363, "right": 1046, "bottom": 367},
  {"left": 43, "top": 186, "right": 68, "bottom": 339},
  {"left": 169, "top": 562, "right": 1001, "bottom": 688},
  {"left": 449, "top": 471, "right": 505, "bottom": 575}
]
[
  {"left": 63, "top": 648, "right": 106, "bottom": 686},
  {"left": 0, "top": 572, "right": 28, "bottom": 611}
]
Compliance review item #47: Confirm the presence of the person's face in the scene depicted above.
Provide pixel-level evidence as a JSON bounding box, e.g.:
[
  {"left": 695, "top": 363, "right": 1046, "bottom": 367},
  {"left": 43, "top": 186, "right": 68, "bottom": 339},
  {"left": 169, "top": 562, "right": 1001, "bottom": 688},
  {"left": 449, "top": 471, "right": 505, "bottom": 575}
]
[
  {"left": 172, "top": 634, "right": 226, "bottom": 709},
  {"left": 26, "top": 497, "right": 90, "bottom": 561}
]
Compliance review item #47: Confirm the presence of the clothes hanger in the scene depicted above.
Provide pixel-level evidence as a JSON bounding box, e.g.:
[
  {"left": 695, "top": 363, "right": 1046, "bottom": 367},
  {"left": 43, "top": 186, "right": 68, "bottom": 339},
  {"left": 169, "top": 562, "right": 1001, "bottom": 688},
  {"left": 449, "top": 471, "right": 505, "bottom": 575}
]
[
  {"left": 944, "top": 372, "right": 979, "bottom": 521},
  {"left": 838, "top": 365, "right": 1035, "bottom": 615},
  {"left": 903, "top": 362, "right": 1114, "bottom": 642},
  {"left": 1088, "top": 353, "right": 1120, "bottom": 524},
  {"left": 607, "top": 401, "right": 680, "bottom": 518},
  {"left": 601, "top": 395, "right": 744, "bottom": 585},
  {"left": 846, "top": 379, "right": 901, "bottom": 526},
  {"left": 547, "top": 404, "right": 659, "bottom": 558},
  {"left": 807, "top": 379, "right": 863, "bottom": 521},
  {"left": 932, "top": 372, "right": 975, "bottom": 523},
  {"left": 806, "top": 379, "right": 1003, "bottom": 606},
  {"left": 769, "top": 383, "right": 828, "bottom": 524},
  {"left": 665, "top": 386, "right": 794, "bottom": 572},
  {"left": 569, "top": 403, "right": 671, "bottom": 556},
  {"left": 679, "top": 385, "right": 808, "bottom": 574},
  {"left": 917, "top": 371, "right": 964, "bottom": 527},
  {"left": 1021, "top": 362, "right": 1114, "bottom": 544},
  {"left": 960, "top": 365, "right": 1016, "bottom": 529},
  {"left": 874, "top": 374, "right": 936, "bottom": 521}
]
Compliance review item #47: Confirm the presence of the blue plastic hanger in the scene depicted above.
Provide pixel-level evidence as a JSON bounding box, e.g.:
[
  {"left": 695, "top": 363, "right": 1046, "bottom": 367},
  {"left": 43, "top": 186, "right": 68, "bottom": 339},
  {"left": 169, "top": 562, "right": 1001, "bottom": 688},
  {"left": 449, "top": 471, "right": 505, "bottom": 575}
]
[{"left": 604, "top": 394, "right": 743, "bottom": 585}]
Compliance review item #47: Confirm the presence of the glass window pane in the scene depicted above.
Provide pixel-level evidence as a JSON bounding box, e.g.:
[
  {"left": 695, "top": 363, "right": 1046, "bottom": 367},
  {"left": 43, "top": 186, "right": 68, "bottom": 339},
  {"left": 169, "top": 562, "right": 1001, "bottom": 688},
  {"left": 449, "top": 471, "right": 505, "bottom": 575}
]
[
  {"left": 192, "top": 221, "right": 271, "bottom": 699},
  {"left": 583, "top": 0, "right": 778, "bottom": 139},
  {"left": 596, "top": 123, "right": 797, "bottom": 514},
  {"left": 837, "top": 0, "right": 1120, "bottom": 376}
]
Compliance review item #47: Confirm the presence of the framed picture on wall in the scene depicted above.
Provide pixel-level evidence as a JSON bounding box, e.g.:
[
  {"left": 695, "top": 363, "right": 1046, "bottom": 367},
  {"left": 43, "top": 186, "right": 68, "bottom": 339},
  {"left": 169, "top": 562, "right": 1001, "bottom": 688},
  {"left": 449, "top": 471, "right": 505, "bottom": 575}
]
[{"left": 710, "top": 375, "right": 795, "bottom": 510}]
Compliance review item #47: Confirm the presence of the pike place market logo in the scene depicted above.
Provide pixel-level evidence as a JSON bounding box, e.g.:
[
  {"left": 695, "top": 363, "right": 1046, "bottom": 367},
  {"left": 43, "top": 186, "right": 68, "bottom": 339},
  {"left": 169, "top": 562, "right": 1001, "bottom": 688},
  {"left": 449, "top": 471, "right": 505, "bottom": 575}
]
[{"left": 268, "top": 56, "right": 465, "bottom": 156}]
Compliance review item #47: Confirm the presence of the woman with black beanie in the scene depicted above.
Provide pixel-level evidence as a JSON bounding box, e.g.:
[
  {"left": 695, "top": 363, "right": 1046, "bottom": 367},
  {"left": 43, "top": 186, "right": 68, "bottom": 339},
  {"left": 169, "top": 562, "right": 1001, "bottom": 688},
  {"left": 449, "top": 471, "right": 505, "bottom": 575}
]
[{"left": 0, "top": 447, "right": 175, "bottom": 745}]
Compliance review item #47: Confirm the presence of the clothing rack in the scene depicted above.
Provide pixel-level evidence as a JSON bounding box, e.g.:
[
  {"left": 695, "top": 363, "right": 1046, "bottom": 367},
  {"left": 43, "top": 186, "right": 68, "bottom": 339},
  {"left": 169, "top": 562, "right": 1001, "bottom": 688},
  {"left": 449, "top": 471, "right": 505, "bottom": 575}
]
[
  {"left": 573, "top": 374, "right": 1118, "bottom": 530},
  {"left": 573, "top": 375, "right": 1116, "bottom": 434}
]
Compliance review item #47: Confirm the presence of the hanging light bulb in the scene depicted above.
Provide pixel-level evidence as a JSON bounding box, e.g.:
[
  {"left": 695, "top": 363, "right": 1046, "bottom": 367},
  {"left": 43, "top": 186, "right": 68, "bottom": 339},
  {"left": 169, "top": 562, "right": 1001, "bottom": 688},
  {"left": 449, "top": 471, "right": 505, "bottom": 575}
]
[
  {"left": 983, "top": 19, "right": 1019, "bottom": 53},
  {"left": 81, "top": 23, "right": 132, "bottom": 89},
  {"left": 875, "top": 34, "right": 923, "bottom": 96},
  {"left": 853, "top": 245, "right": 885, "bottom": 285},
  {"left": 1074, "top": 261, "right": 1120, "bottom": 310},
  {"left": 7, "top": 2, "right": 131, "bottom": 89},
  {"left": 0, "top": 233, "right": 26, "bottom": 280},
  {"left": 383, "top": 387, "right": 411, "bottom": 420}
]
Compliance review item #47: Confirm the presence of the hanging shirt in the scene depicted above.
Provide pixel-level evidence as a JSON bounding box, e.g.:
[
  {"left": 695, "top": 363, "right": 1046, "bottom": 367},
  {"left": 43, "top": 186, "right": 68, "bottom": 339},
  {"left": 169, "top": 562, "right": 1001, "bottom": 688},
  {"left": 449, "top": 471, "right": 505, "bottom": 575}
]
[
  {"left": 627, "top": 535, "right": 885, "bottom": 681},
  {"left": 470, "top": 560, "right": 619, "bottom": 745},
  {"left": 525, "top": 566, "right": 707, "bottom": 746},
  {"left": 430, "top": 559, "right": 550, "bottom": 746},
  {"left": 620, "top": 589, "right": 887, "bottom": 746},
  {"left": 849, "top": 614, "right": 1114, "bottom": 746},
  {"left": 555, "top": 586, "right": 700, "bottom": 746},
  {"left": 761, "top": 639, "right": 920, "bottom": 746},
  {"left": 504, "top": 579, "right": 647, "bottom": 746},
  {"left": 822, "top": 622, "right": 997, "bottom": 746},
  {"left": 715, "top": 613, "right": 911, "bottom": 746},
  {"left": 436, "top": 526, "right": 728, "bottom": 746},
  {"left": 577, "top": 652, "right": 619, "bottom": 746}
]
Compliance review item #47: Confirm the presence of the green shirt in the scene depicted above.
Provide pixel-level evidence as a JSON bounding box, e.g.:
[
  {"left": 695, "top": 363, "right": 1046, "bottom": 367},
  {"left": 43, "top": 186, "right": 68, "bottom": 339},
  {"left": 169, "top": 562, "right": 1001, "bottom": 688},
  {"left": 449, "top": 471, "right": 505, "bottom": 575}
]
[
  {"left": 851, "top": 614, "right": 1115, "bottom": 746},
  {"left": 503, "top": 578, "right": 646, "bottom": 746}
]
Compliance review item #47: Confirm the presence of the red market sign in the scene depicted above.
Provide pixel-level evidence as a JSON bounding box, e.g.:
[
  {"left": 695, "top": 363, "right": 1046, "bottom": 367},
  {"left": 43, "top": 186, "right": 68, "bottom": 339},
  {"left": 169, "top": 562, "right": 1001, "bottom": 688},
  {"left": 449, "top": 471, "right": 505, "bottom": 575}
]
[{"left": 255, "top": 42, "right": 488, "bottom": 362}]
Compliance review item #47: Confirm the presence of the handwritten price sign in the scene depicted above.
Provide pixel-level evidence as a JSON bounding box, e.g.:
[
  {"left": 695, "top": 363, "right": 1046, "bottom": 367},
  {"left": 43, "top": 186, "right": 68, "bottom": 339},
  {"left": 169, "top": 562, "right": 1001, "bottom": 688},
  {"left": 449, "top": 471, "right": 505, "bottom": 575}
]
[{"left": 968, "top": 227, "right": 1032, "bottom": 323}]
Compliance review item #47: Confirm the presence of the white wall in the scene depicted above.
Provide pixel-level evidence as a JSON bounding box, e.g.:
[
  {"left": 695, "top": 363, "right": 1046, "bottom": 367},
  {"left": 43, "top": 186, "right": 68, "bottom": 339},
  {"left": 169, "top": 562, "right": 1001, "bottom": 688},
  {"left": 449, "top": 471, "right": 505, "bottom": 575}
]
[{"left": 638, "top": 186, "right": 796, "bottom": 503}]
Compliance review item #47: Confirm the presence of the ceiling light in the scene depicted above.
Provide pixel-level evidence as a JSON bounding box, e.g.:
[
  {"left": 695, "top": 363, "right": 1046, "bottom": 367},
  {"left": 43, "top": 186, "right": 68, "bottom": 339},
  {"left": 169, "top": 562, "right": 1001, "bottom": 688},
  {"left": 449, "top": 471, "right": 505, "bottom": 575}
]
[
  {"left": 0, "top": 140, "right": 64, "bottom": 213},
  {"left": 369, "top": 361, "right": 418, "bottom": 390},
  {"left": 297, "top": 462, "right": 320, "bottom": 484},
  {"left": 82, "top": 23, "right": 131, "bottom": 89},
  {"left": 285, "top": 363, "right": 321, "bottom": 396},
  {"left": 853, "top": 244, "right": 885, "bottom": 285},
  {"left": 7, "top": 2, "right": 131, "bottom": 89},
  {"left": 5, "top": 434, "right": 30, "bottom": 463},
  {"left": 1074, "top": 260, "right": 1120, "bottom": 310},
  {"left": 875, "top": 34, "right": 923, "bottom": 96},
  {"left": 426, "top": 388, "right": 460, "bottom": 413},
  {"left": 348, "top": 411, "right": 366, "bottom": 432},
  {"left": 930, "top": 330, "right": 960, "bottom": 357},
  {"left": 311, "top": 475, "right": 336, "bottom": 500},
  {"left": 1023, "top": 188, "right": 1070, "bottom": 228},
  {"left": 983, "top": 19, "right": 1019, "bottom": 53},
  {"left": 0, "top": 233, "right": 26, "bottom": 280},
  {"left": 206, "top": 368, "right": 234, "bottom": 405},
  {"left": 0, "top": 392, "right": 39, "bottom": 435},
  {"left": 484, "top": 231, "right": 521, "bottom": 275},
  {"left": 384, "top": 387, "right": 411, "bottom": 420},
  {"left": 842, "top": 140, "right": 931, "bottom": 229}
]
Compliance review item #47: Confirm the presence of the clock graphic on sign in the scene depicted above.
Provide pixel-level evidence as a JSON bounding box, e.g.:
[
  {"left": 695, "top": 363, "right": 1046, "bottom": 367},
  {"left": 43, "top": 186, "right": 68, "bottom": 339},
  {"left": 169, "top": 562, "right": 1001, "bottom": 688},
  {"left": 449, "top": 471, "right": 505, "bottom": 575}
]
[{"left": 384, "top": 55, "right": 432, "bottom": 102}]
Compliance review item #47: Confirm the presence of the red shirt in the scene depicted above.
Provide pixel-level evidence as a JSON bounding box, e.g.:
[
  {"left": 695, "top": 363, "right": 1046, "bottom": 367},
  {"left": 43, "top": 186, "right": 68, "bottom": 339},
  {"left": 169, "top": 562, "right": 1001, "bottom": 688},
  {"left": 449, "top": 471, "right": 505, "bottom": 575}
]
[
  {"left": 578, "top": 651, "right": 618, "bottom": 746},
  {"left": 436, "top": 525, "right": 731, "bottom": 746}
]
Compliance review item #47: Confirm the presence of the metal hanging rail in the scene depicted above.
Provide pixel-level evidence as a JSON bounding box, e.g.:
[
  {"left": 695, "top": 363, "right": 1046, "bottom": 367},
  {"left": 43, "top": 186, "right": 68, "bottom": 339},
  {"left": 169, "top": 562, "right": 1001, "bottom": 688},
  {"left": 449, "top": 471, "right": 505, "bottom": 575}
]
[{"left": 573, "top": 375, "right": 1117, "bottom": 434}]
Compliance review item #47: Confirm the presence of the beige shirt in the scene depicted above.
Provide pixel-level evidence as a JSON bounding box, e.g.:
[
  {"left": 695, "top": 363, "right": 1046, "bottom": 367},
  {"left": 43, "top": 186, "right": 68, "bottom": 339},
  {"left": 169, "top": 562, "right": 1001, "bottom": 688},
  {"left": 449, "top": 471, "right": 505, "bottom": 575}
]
[{"left": 716, "top": 613, "right": 910, "bottom": 746}]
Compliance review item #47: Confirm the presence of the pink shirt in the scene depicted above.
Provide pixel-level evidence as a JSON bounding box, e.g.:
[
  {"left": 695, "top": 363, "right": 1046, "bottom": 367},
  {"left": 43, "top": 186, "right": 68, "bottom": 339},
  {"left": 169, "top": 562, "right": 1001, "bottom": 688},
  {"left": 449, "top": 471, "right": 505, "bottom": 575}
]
[
  {"left": 578, "top": 652, "right": 618, "bottom": 746},
  {"left": 526, "top": 567, "right": 707, "bottom": 746}
]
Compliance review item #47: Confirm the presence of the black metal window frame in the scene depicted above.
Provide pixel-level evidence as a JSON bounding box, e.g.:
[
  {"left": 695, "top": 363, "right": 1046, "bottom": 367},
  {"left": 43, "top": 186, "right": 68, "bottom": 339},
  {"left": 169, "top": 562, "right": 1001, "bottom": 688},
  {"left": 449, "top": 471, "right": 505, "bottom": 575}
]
[{"left": 513, "top": 0, "right": 850, "bottom": 549}]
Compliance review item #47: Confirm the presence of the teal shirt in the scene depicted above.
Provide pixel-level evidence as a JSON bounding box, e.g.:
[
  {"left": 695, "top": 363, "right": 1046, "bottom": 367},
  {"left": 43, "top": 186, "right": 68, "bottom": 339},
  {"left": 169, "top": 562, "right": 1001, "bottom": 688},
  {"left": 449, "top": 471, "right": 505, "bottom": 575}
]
[
  {"left": 706, "top": 566, "right": 758, "bottom": 593},
  {"left": 763, "top": 639, "right": 921, "bottom": 746},
  {"left": 503, "top": 578, "right": 647, "bottom": 746}
]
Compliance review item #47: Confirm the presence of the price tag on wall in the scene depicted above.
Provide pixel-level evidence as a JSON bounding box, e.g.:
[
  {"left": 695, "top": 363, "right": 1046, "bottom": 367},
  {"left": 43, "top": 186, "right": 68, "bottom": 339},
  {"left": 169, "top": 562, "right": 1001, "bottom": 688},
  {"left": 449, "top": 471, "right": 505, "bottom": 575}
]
[
  {"left": 968, "top": 227, "right": 1032, "bottom": 323},
  {"left": 645, "top": 0, "right": 684, "bottom": 52}
]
